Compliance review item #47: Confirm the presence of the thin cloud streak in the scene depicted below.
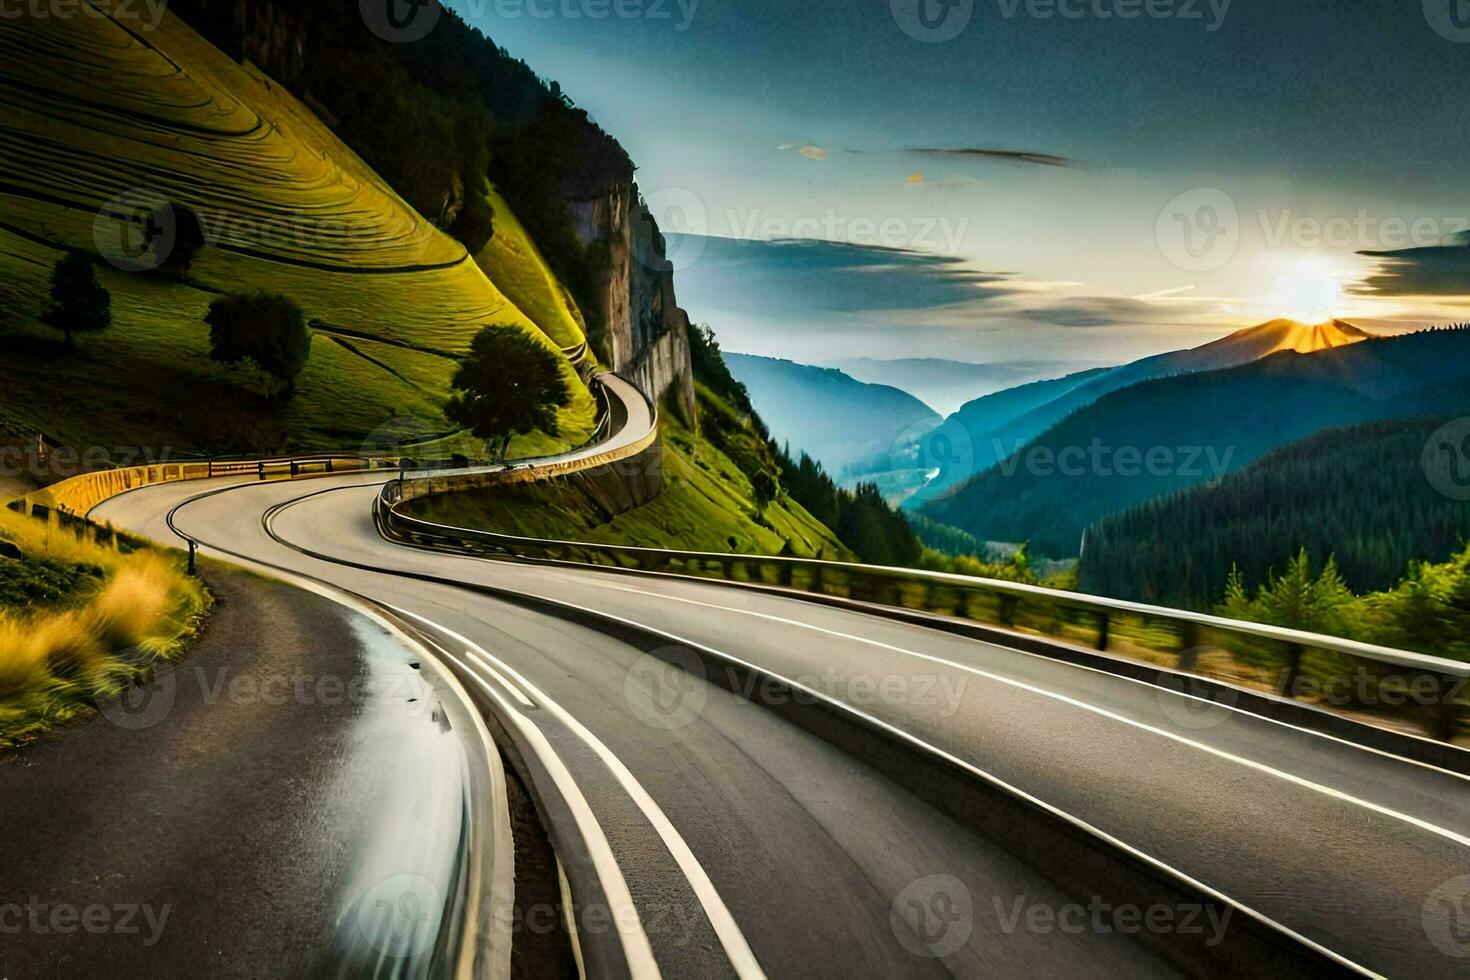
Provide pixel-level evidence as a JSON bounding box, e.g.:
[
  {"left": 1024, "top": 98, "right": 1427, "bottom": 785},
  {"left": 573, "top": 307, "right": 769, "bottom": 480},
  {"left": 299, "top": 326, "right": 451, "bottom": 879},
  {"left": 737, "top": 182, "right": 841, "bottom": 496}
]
[{"left": 848, "top": 147, "right": 1083, "bottom": 169}]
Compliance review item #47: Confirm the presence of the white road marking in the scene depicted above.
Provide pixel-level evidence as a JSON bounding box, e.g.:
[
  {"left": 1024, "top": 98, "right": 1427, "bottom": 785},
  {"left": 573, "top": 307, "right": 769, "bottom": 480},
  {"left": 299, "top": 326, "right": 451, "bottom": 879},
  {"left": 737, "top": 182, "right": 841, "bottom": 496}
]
[
  {"left": 389, "top": 604, "right": 766, "bottom": 980},
  {"left": 386, "top": 605, "right": 664, "bottom": 980},
  {"left": 577, "top": 580, "right": 1470, "bottom": 850},
  {"left": 451, "top": 586, "right": 1372, "bottom": 976}
]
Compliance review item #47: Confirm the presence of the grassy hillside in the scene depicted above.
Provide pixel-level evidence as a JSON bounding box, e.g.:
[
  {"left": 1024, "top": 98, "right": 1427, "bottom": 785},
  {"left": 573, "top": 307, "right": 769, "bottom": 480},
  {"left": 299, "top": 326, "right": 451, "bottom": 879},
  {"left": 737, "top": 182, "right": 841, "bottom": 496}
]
[
  {"left": 1079, "top": 415, "right": 1470, "bottom": 609},
  {"left": 924, "top": 328, "right": 1470, "bottom": 558},
  {"left": 0, "top": 4, "right": 593, "bottom": 457},
  {"left": 405, "top": 391, "right": 850, "bottom": 559},
  {"left": 475, "top": 184, "right": 590, "bottom": 358}
]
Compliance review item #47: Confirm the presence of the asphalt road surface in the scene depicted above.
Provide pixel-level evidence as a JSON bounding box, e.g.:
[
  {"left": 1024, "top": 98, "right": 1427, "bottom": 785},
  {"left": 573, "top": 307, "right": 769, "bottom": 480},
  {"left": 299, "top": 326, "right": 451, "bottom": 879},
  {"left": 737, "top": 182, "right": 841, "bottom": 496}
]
[
  {"left": 0, "top": 566, "right": 484, "bottom": 978},
  {"left": 88, "top": 380, "right": 1470, "bottom": 977}
]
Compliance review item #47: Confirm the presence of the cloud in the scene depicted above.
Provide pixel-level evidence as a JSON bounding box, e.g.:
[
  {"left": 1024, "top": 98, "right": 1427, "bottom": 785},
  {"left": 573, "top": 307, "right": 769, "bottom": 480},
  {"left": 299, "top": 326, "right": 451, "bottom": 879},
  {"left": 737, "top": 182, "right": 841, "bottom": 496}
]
[
  {"left": 1012, "top": 292, "right": 1233, "bottom": 329},
  {"left": 1354, "top": 234, "right": 1470, "bottom": 297},
  {"left": 775, "top": 143, "right": 795, "bottom": 151},
  {"left": 661, "top": 235, "right": 1239, "bottom": 364},
  {"left": 849, "top": 147, "right": 1083, "bottom": 169},
  {"left": 665, "top": 234, "right": 1018, "bottom": 315}
]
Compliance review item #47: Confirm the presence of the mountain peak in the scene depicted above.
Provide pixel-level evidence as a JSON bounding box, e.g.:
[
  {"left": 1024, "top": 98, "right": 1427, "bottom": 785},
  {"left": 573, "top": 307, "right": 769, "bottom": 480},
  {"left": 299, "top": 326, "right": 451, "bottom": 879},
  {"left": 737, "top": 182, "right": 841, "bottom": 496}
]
[{"left": 1204, "top": 318, "right": 1372, "bottom": 358}]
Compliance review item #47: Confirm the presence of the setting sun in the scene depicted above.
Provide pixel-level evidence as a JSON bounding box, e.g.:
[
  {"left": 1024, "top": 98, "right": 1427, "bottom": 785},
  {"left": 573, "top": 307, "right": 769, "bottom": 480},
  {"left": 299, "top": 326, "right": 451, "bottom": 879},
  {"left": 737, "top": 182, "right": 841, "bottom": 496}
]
[{"left": 1267, "top": 256, "right": 1349, "bottom": 323}]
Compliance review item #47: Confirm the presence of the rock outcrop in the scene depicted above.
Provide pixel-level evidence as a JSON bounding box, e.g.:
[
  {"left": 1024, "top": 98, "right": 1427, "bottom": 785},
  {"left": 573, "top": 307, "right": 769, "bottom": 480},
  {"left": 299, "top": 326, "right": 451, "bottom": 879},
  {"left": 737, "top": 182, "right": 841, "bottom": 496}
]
[{"left": 571, "top": 184, "right": 699, "bottom": 421}]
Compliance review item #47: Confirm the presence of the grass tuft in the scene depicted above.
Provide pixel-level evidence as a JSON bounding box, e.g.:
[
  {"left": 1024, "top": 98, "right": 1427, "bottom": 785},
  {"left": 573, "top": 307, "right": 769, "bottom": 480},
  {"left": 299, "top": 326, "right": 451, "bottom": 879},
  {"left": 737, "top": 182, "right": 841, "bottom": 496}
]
[{"left": 0, "top": 509, "right": 209, "bottom": 749}]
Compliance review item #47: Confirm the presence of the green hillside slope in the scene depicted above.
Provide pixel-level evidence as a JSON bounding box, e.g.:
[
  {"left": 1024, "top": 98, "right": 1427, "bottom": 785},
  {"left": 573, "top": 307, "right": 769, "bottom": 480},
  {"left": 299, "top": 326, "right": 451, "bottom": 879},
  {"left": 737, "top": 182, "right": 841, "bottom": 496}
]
[
  {"left": 1079, "top": 414, "right": 1470, "bottom": 609},
  {"left": 924, "top": 327, "right": 1470, "bottom": 558},
  {"left": 0, "top": 4, "right": 593, "bottom": 455},
  {"left": 406, "top": 384, "right": 851, "bottom": 560}
]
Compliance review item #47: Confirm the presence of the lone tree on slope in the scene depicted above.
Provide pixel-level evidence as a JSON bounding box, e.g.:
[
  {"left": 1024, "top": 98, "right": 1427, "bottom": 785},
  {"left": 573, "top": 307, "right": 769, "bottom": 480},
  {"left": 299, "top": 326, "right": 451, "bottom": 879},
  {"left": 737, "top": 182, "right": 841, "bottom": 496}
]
[
  {"left": 205, "top": 292, "right": 312, "bottom": 401},
  {"left": 446, "top": 325, "right": 570, "bottom": 461},
  {"left": 43, "top": 249, "right": 111, "bottom": 348}
]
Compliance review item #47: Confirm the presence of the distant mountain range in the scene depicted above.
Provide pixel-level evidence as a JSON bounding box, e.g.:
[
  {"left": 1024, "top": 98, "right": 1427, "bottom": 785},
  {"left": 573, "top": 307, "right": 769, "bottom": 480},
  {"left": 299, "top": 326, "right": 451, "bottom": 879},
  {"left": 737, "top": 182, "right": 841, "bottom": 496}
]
[
  {"left": 723, "top": 353, "right": 939, "bottom": 477},
  {"left": 922, "top": 325, "right": 1470, "bottom": 558},
  {"left": 819, "top": 358, "right": 1102, "bottom": 416},
  {"left": 881, "top": 319, "right": 1372, "bottom": 507}
]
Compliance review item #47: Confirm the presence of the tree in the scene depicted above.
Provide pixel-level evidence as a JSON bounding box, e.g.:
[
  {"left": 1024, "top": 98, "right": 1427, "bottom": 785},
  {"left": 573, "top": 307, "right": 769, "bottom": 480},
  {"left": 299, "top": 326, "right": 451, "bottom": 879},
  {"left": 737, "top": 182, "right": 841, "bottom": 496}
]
[
  {"left": 205, "top": 292, "right": 311, "bottom": 400},
  {"left": 750, "top": 470, "right": 777, "bottom": 513},
  {"left": 157, "top": 204, "right": 206, "bottom": 279},
  {"left": 445, "top": 326, "right": 571, "bottom": 460},
  {"left": 43, "top": 250, "right": 110, "bottom": 347}
]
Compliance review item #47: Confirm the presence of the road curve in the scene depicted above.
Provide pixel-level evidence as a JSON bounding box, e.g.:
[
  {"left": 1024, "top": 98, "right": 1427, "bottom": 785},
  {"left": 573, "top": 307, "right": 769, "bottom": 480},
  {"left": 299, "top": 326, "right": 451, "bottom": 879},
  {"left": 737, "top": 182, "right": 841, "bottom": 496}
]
[{"left": 92, "top": 377, "right": 1470, "bottom": 977}]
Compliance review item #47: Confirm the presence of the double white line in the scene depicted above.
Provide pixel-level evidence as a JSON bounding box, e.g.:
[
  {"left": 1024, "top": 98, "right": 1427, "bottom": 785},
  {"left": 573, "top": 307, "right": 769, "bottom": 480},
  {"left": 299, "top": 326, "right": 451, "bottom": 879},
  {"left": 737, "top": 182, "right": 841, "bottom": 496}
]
[{"left": 385, "top": 602, "right": 766, "bottom": 980}]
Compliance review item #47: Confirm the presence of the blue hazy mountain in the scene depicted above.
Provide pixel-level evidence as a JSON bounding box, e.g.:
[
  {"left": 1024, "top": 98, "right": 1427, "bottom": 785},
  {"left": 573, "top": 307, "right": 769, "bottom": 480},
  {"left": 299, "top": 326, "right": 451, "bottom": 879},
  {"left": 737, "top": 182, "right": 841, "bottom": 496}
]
[{"left": 723, "top": 353, "right": 940, "bottom": 479}]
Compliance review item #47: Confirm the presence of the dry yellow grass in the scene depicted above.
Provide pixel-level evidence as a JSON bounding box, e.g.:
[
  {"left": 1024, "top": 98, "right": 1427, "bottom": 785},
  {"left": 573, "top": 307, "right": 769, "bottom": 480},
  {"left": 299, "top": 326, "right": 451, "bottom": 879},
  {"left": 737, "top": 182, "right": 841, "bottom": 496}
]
[{"left": 0, "top": 511, "right": 209, "bottom": 748}]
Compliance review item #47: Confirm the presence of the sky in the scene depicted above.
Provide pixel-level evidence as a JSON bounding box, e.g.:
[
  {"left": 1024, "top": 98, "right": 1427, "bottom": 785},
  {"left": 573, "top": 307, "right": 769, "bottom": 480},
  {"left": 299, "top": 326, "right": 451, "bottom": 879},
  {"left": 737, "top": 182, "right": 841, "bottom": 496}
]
[{"left": 449, "top": 0, "right": 1470, "bottom": 366}]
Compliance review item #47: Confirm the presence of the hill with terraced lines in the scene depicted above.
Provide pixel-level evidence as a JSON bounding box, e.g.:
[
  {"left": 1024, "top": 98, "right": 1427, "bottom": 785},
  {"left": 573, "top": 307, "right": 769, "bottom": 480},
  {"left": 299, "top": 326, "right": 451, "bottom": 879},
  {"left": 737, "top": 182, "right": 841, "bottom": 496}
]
[{"left": 0, "top": 1, "right": 593, "bottom": 455}]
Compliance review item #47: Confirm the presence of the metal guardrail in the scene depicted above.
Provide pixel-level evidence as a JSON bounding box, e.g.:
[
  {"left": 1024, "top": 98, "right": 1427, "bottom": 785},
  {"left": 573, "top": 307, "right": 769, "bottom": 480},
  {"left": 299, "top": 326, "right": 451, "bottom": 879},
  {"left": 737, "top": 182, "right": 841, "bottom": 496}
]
[
  {"left": 7, "top": 373, "right": 630, "bottom": 522},
  {"left": 377, "top": 496, "right": 1470, "bottom": 747},
  {"left": 9, "top": 454, "right": 401, "bottom": 520}
]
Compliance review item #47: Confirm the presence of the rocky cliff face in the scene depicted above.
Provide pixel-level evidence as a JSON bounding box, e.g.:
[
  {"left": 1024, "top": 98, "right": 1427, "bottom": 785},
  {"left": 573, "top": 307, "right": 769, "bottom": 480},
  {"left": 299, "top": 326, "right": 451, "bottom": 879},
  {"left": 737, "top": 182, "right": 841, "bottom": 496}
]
[{"left": 571, "top": 184, "right": 699, "bottom": 422}]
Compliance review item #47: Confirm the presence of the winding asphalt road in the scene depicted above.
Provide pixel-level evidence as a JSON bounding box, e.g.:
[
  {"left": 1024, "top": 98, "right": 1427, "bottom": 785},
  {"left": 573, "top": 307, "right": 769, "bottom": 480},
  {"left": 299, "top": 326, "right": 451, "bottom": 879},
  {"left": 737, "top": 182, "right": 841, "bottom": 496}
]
[{"left": 91, "top": 376, "right": 1470, "bottom": 978}]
